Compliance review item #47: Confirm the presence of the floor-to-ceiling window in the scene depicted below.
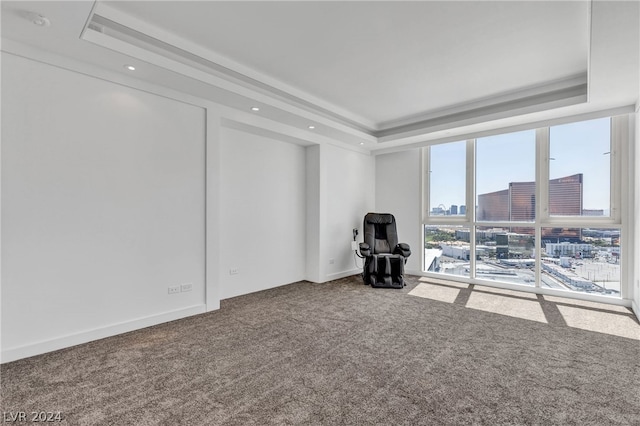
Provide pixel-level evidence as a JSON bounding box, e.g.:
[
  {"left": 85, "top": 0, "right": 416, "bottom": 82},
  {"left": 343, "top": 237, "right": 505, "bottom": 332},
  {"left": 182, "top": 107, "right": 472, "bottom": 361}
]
[{"left": 423, "top": 115, "right": 627, "bottom": 299}]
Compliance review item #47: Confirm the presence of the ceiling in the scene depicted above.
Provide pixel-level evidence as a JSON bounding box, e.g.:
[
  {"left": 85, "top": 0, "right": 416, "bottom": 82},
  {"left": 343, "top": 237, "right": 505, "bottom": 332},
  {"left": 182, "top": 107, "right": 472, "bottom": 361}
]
[
  {"left": 101, "top": 0, "right": 590, "bottom": 128},
  {"left": 1, "top": 1, "right": 638, "bottom": 152}
]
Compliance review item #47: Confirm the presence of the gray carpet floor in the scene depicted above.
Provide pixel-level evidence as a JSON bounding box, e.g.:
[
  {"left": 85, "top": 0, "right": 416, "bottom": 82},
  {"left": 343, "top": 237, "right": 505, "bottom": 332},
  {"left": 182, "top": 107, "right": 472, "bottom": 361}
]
[{"left": 1, "top": 275, "right": 639, "bottom": 425}]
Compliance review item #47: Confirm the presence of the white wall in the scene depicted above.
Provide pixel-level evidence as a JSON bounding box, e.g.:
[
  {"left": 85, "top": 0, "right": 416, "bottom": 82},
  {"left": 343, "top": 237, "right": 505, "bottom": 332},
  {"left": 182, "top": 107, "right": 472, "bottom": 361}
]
[
  {"left": 0, "top": 51, "right": 377, "bottom": 361},
  {"left": 634, "top": 24, "right": 640, "bottom": 320},
  {"left": 205, "top": 111, "right": 222, "bottom": 311},
  {"left": 305, "top": 145, "right": 322, "bottom": 282},
  {"left": 323, "top": 144, "right": 375, "bottom": 280},
  {"left": 304, "top": 144, "right": 375, "bottom": 283},
  {"left": 1, "top": 54, "right": 206, "bottom": 361},
  {"left": 634, "top": 109, "right": 640, "bottom": 320},
  {"left": 218, "top": 126, "right": 306, "bottom": 299},
  {"left": 375, "top": 149, "right": 423, "bottom": 274}
]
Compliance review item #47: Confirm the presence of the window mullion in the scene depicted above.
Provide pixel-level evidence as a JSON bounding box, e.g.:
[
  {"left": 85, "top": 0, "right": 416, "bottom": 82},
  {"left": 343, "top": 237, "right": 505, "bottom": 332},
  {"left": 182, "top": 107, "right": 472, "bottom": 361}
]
[
  {"left": 467, "top": 139, "right": 476, "bottom": 278},
  {"left": 422, "top": 147, "right": 430, "bottom": 223},
  {"left": 536, "top": 127, "right": 549, "bottom": 288},
  {"left": 537, "top": 127, "right": 550, "bottom": 222},
  {"left": 611, "top": 115, "right": 627, "bottom": 298},
  {"left": 611, "top": 115, "right": 624, "bottom": 224}
]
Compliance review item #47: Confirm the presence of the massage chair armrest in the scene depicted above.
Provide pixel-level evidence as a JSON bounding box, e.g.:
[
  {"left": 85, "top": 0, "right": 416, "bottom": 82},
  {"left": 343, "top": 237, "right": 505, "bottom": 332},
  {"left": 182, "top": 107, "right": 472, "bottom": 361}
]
[
  {"left": 359, "top": 242, "right": 371, "bottom": 257},
  {"left": 394, "top": 243, "right": 411, "bottom": 258}
]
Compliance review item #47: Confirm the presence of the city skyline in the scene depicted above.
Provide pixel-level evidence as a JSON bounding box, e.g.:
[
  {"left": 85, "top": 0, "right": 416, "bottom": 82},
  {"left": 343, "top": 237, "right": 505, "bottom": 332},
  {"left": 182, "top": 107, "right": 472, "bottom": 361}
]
[
  {"left": 429, "top": 117, "right": 611, "bottom": 213},
  {"left": 432, "top": 173, "right": 593, "bottom": 221}
]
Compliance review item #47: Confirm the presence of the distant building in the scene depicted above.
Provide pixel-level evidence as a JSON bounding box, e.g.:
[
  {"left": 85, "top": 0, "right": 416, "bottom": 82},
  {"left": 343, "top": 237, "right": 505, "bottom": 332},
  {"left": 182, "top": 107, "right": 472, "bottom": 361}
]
[
  {"left": 545, "top": 242, "right": 593, "bottom": 258},
  {"left": 549, "top": 174, "right": 582, "bottom": 216},
  {"left": 477, "top": 174, "right": 583, "bottom": 239},
  {"left": 509, "top": 181, "right": 536, "bottom": 222},
  {"left": 441, "top": 245, "right": 470, "bottom": 260},
  {"left": 477, "top": 189, "right": 509, "bottom": 221},
  {"left": 460, "top": 205, "right": 466, "bottom": 215},
  {"left": 440, "top": 244, "right": 486, "bottom": 260},
  {"left": 542, "top": 263, "right": 596, "bottom": 291},
  {"left": 542, "top": 228, "right": 581, "bottom": 242},
  {"left": 583, "top": 229, "right": 620, "bottom": 239},
  {"left": 455, "top": 229, "right": 494, "bottom": 242},
  {"left": 424, "top": 249, "right": 442, "bottom": 272},
  {"left": 560, "top": 257, "right": 572, "bottom": 267},
  {"left": 496, "top": 233, "right": 535, "bottom": 259},
  {"left": 450, "top": 205, "right": 458, "bottom": 215}
]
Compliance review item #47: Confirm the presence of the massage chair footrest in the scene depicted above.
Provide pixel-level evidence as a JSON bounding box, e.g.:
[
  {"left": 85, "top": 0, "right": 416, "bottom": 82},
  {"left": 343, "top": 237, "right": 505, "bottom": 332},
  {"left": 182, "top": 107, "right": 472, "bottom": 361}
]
[{"left": 369, "top": 275, "right": 404, "bottom": 288}]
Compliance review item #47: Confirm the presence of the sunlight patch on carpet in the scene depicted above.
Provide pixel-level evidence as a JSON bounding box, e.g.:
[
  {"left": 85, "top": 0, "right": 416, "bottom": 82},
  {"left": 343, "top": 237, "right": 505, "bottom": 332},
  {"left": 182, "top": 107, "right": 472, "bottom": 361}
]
[
  {"left": 473, "top": 286, "right": 538, "bottom": 299},
  {"left": 542, "top": 295, "right": 631, "bottom": 314},
  {"left": 556, "top": 305, "right": 640, "bottom": 340},
  {"left": 418, "top": 276, "right": 470, "bottom": 288},
  {"left": 407, "top": 278, "right": 639, "bottom": 339},
  {"left": 466, "top": 292, "right": 548, "bottom": 323},
  {"left": 409, "top": 282, "right": 460, "bottom": 303}
]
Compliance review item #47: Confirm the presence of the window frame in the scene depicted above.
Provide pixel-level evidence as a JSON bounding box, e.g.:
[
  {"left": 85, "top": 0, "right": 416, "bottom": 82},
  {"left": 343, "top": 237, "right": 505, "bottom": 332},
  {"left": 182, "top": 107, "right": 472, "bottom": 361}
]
[
  {"left": 422, "top": 139, "right": 475, "bottom": 225},
  {"left": 421, "top": 115, "right": 628, "bottom": 301}
]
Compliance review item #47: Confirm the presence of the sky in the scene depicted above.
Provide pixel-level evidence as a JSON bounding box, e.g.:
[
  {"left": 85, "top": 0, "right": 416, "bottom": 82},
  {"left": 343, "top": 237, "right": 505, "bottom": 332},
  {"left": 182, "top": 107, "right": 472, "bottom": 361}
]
[{"left": 429, "top": 117, "right": 611, "bottom": 213}]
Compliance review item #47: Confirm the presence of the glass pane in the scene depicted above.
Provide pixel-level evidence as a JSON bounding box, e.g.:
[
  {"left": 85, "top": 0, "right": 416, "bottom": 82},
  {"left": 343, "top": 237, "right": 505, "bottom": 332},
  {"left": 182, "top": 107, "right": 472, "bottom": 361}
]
[
  {"left": 549, "top": 118, "right": 611, "bottom": 217},
  {"left": 475, "top": 226, "right": 536, "bottom": 286},
  {"left": 476, "top": 130, "right": 536, "bottom": 221},
  {"left": 424, "top": 225, "right": 470, "bottom": 278},
  {"left": 429, "top": 141, "right": 466, "bottom": 216},
  {"left": 542, "top": 227, "right": 620, "bottom": 296}
]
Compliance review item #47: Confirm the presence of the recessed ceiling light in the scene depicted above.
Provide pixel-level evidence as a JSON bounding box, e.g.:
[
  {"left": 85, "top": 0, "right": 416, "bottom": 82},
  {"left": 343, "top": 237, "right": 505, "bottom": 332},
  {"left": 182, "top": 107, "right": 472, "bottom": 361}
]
[
  {"left": 32, "top": 14, "right": 50, "bottom": 27},
  {"left": 251, "top": 107, "right": 260, "bottom": 111},
  {"left": 308, "top": 125, "right": 315, "bottom": 130},
  {"left": 124, "top": 65, "right": 136, "bottom": 71},
  {"left": 360, "top": 142, "right": 364, "bottom": 145}
]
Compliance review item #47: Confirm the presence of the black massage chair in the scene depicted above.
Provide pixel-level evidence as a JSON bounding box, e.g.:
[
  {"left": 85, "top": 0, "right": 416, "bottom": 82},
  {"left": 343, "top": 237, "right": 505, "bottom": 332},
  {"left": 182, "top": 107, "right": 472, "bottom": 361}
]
[{"left": 359, "top": 213, "right": 411, "bottom": 288}]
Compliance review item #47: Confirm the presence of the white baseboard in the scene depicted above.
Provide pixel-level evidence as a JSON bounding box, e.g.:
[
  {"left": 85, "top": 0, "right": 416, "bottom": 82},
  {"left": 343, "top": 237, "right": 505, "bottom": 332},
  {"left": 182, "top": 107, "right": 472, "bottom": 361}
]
[
  {"left": 325, "top": 269, "right": 422, "bottom": 282},
  {"left": 326, "top": 269, "right": 361, "bottom": 281},
  {"left": 1, "top": 304, "right": 206, "bottom": 364}
]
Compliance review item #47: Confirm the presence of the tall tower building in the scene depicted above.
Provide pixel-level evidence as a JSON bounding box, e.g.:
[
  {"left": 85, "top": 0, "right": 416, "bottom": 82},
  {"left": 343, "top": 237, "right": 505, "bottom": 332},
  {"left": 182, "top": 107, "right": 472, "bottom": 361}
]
[
  {"left": 477, "top": 189, "right": 509, "bottom": 221},
  {"left": 477, "top": 174, "right": 583, "bottom": 239},
  {"left": 509, "top": 181, "right": 536, "bottom": 222},
  {"left": 549, "top": 174, "right": 582, "bottom": 216}
]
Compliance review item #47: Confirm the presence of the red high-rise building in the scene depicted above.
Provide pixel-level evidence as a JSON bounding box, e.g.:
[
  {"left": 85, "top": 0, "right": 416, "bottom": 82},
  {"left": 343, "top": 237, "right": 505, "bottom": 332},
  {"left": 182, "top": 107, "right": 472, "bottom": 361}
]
[
  {"left": 509, "top": 181, "right": 537, "bottom": 222},
  {"left": 477, "top": 189, "right": 509, "bottom": 221},
  {"left": 548, "top": 174, "right": 583, "bottom": 216},
  {"left": 477, "top": 174, "right": 583, "bottom": 239}
]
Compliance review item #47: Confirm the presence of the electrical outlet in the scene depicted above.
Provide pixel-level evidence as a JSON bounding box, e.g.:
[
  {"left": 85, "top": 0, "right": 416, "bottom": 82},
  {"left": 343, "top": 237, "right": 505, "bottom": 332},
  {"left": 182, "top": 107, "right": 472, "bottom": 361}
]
[
  {"left": 351, "top": 241, "right": 358, "bottom": 250},
  {"left": 181, "top": 282, "right": 193, "bottom": 292},
  {"left": 168, "top": 285, "right": 180, "bottom": 294},
  {"left": 229, "top": 268, "right": 239, "bottom": 275}
]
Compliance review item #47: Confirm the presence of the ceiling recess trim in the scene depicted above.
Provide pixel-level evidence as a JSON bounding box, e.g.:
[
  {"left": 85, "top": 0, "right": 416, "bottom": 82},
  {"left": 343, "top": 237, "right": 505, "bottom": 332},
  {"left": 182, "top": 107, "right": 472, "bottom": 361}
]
[
  {"left": 81, "top": 3, "right": 589, "bottom": 143},
  {"left": 376, "top": 76, "right": 588, "bottom": 141},
  {"left": 82, "top": 7, "right": 375, "bottom": 135}
]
